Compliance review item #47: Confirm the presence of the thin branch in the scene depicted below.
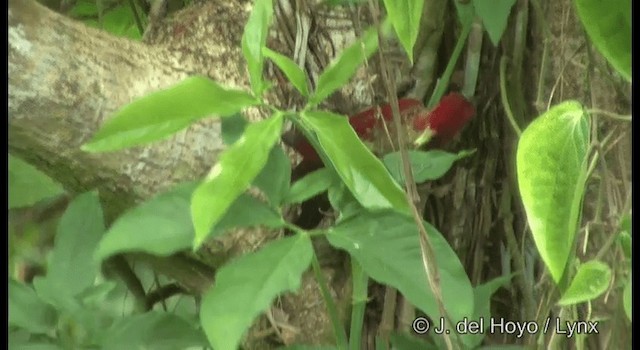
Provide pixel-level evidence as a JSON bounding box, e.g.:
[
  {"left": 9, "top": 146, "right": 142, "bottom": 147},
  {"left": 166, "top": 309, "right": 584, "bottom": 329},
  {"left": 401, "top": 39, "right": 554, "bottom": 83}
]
[{"left": 366, "top": 1, "right": 456, "bottom": 349}]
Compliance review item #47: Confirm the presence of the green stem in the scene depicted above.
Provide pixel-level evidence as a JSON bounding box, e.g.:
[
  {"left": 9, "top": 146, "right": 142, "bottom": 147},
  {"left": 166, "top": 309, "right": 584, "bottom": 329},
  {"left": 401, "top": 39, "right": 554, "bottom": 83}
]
[
  {"left": 461, "top": 17, "right": 483, "bottom": 98},
  {"left": 587, "top": 109, "right": 632, "bottom": 122},
  {"left": 349, "top": 259, "right": 368, "bottom": 350},
  {"left": 499, "top": 57, "right": 523, "bottom": 136},
  {"left": 311, "top": 252, "right": 349, "bottom": 349},
  {"left": 427, "top": 17, "right": 472, "bottom": 108}
]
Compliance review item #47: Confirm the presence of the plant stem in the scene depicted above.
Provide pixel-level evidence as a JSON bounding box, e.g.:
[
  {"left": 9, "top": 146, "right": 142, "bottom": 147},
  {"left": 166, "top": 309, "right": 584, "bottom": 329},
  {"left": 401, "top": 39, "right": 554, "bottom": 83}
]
[
  {"left": 349, "top": 259, "right": 368, "bottom": 350},
  {"left": 499, "top": 56, "right": 523, "bottom": 136},
  {"left": 427, "top": 17, "right": 472, "bottom": 108},
  {"left": 462, "top": 16, "right": 483, "bottom": 98},
  {"left": 311, "top": 252, "right": 349, "bottom": 349}
]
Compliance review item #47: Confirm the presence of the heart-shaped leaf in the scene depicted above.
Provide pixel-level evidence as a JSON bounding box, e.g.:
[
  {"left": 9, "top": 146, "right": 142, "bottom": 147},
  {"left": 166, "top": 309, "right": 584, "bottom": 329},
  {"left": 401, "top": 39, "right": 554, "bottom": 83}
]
[
  {"left": 558, "top": 260, "right": 611, "bottom": 306},
  {"left": 517, "top": 101, "right": 590, "bottom": 283}
]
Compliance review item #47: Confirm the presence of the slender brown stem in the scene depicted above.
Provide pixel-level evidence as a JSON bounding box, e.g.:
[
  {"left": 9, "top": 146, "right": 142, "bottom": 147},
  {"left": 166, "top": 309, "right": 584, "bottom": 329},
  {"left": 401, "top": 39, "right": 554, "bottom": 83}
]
[{"left": 366, "top": 1, "right": 456, "bottom": 349}]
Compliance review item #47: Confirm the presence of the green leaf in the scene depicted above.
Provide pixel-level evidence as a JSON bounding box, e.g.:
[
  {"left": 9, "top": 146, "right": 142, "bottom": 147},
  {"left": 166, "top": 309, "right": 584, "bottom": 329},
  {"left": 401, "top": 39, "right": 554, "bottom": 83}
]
[
  {"left": 618, "top": 214, "right": 631, "bottom": 259},
  {"left": 383, "top": 149, "right": 475, "bottom": 184},
  {"left": 241, "top": 0, "right": 274, "bottom": 95},
  {"left": 326, "top": 212, "right": 474, "bottom": 322},
  {"left": 200, "top": 234, "right": 313, "bottom": 350},
  {"left": 68, "top": 0, "right": 98, "bottom": 17},
  {"left": 623, "top": 276, "right": 631, "bottom": 321},
  {"left": 310, "top": 27, "right": 379, "bottom": 105},
  {"left": 453, "top": 0, "right": 475, "bottom": 26},
  {"left": 82, "top": 76, "right": 258, "bottom": 152},
  {"left": 253, "top": 146, "right": 291, "bottom": 206},
  {"left": 558, "top": 260, "right": 611, "bottom": 305},
  {"left": 96, "top": 182, "right": 284, "bottom": 260},
  {"left": 284, "top": 168, "right": 338, "bottom": 204},
  {"left": 8, "top": 279, "right": 57, "bottom": 334},
  {"left": 461, "top": 274, "right": 514, "bottom": 348},
  {"left": 96, "top": 182, "right": 198, "bottom": 259},
  {"left": 575, "top": 0, "right": 631, "bottom": 81},
  {"left": 516, "top": 101, "right": 590, "bottom": 283},
  {"left": 221, "top": 113, "right": 249, "bottom": 145},
  {"left": 224, "top": 121, "right": 291, "bottom": 205},
  {"left": 382, "top": 0, "right": 425, "bottom": 63},
  {"left": 191, "top": 113, "right": 284, "bottom": 247},
  {"left": 101, "top": 4, "right": 143, "bottom": 40},
  {"left": 473, "top": 0, "right": 516, "bottom": 46},
  {"left": 32, "top": 276, "right": 82, "bottom": 314},
  {"left": 101, "top": 312, "right": 208, "bottom": 350},
  {"left": 78, "top": 281, "right": 117, "bottom": 306},
  {"left": 9, "top": 155, "right": 64, "bottom": 209},
  {"left": 45, "top": 192, "right": 104, "bottom": 296},
  {"left": 263, "top": 47, "right": 310, "bottom": 96},
  {"left": 302, "top": 111, "right": 409, "bottom": 213},
  {"left": 327, "top": 181, "right": 364, "bottom": 221}
]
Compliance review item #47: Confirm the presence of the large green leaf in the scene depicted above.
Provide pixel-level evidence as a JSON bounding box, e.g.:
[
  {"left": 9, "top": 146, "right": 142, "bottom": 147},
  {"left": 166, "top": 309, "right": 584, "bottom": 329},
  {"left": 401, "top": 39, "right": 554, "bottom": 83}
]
[
  {"left": 382, "top": 0, "right": 425, "bottom": 62},
  {"left": 9, "top": 155, "right": 64, "bottom": 209},
  {"left": 97, "top": 182, "right": 284, "bottom": 260},
  {"left": 82, "top": 76, "right": 258, "bottom": 152},
  {"left": 302, "top": 111, "right": 409, "bottom": 213},
  {"left": 241, "top": 0, "right": 273, "bottom": 95},
  {"left": 575, "top": 0, "right": 631, "bottom": 82},
  {"left": 516, "top": 101, "right": 590, "bottom": 283},
  {"left": 309, "top": 27, "right": 379, "bottom": 105},
  {"left": 200, "top": 234, "right": 313, "bottom": 350},
  {"left": 191, "top": 113, "right": 284, "bottom": 247},
  {"left": 101, "top": 312, "right": 208, "bottom": 350},
  {"left": 45, "top": 192, "right": 105, "bottom": 297},
  {"left": 8, "top": 279, "right": 57, "bottom": 334},
  {"left": 383, "top": 149, "right": 475, "bottom": 184},
  {"left": 473, "top": 0, "right": 517, "bottom": 46},
  {"left": 558, "top": 260, "right": 611, "bottom": 306},
  {"left": 326, "top": 212, "right": 474, "bottom": 322},
  {"left": 263, "top": 47, "right": 309, "bottom": 97}
]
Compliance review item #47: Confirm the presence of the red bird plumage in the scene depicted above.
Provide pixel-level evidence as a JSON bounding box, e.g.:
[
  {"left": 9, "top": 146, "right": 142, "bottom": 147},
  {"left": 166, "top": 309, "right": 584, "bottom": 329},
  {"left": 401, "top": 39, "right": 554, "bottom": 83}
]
[{"left": 288, "top": 92, "right": 476, "bottom": 179}]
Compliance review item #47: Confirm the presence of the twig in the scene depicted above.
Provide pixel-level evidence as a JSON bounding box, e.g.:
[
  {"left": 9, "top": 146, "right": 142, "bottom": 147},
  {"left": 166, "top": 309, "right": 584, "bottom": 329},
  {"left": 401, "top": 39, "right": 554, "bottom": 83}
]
[
  {"left": 145, "top": 283, "right": 187, "bottom": 311},
  {"left": 366, "top": 1, "right": 456, "bottom": 349}
]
